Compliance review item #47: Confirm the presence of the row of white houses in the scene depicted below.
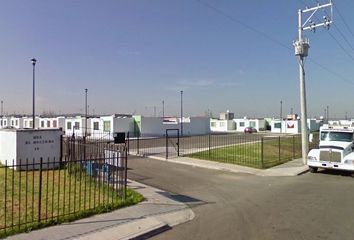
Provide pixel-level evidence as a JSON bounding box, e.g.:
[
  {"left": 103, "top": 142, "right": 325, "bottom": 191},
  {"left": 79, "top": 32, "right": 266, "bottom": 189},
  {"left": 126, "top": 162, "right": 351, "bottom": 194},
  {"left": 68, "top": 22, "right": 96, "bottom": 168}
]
[
  {"left": 210, "top": 117, "right": 321, "bottom": 133},
  {"left": 0, "top": 115, "right": 211, "bottom": 138}
]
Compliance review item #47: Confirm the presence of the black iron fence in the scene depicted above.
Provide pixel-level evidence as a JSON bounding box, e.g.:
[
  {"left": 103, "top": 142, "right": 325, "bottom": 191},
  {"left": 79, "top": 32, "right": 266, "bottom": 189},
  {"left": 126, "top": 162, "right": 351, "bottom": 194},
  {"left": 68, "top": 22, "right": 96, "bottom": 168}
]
[
  {"left": 0, "top": 137, "right": 127, "bottom": 237},
  {"left": 126, "top": 132, "right": 319, "bottom": 169}
]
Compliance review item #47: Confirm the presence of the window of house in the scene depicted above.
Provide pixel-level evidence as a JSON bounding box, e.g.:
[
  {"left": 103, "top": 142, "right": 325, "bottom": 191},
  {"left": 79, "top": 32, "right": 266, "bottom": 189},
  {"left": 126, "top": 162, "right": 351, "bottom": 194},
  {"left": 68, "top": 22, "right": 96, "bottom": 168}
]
[
  {"left": 11, "top": 120, "right": 14, "bottom": 126},
  {"left": 239, "top": 122, "right": 245, "bottom": 127},
  {"left": 219, "top": 122, "right": 225, "bottom": 127},
  {"left": 53, "top": 120, "right": 57, "bottom": 128},
  {"left": 93, "top": 122, "right": 99, "bottom": 130},
  {"left": 0, "top": 120, "right": 2, "bottom": 126},
  {"left": 41, "top": 121, "right": 45, "bottom": 128},
  {"left": 103, "top": 121, "right": 111, "bottom": 132},
  {"left": 274, "top": 123, "right": 281, "bottom": 129},
  {"left": 47, "top": 121, "right": 50, "bottom": 128},
  {"left": 74, "top": 122, "right": 80, "bottom": 129},
  {"left": 67, "top": 122, "right": 72, "bottom": 130},
  {"left": 29, "top": 121, "right": 32, "bottom": 128},
  {"left": 15, "top": 120, "right": 18, "bottom": 126},
  {"left": 211, "top": 122, "right": 216, "bottom": 127},
  {"left": 250, "top": 121, "right": 256, "bottom": 127}
]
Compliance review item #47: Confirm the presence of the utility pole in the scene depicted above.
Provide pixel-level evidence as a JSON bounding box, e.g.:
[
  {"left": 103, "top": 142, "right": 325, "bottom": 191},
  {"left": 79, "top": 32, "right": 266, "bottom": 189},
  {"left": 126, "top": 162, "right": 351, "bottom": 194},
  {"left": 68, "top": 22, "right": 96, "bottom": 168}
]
[
  {"left": 280, "top": 100, "right": 283, "bottom": 133},
  {"left": 162, "top": 100, "right": 165, "bottom": 118},
  {"left": 31, "top": 58, "right": 37, "bottom": 129},
  {"left": 326, "top": 105, "right": 329, "bottom": 122},
  {"left": 1, "top": 100, "right": 3, "bottom": 117},
  {"left": 294, "top": 1, "right": 332, "bottom": 164}
]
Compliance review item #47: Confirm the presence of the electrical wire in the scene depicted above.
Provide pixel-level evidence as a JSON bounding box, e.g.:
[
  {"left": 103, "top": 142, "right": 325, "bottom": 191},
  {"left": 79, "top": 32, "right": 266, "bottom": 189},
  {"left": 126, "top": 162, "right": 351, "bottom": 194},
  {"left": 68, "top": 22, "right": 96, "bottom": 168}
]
[{"left": 196, "top": 0, "right": 354, "bottom": 85}]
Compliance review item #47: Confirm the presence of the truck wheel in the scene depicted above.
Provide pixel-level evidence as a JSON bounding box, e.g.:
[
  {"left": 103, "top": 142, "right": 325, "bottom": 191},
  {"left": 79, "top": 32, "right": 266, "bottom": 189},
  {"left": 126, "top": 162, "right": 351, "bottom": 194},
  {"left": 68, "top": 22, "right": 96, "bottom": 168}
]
[{"left": 309, "top": 167, "right": 318, "bottom": 173}]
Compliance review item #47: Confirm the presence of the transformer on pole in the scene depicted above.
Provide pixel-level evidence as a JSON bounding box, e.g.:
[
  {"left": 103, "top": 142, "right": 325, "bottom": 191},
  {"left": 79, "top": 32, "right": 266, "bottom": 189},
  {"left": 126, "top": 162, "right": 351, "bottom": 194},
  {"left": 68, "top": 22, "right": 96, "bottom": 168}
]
[{"left": 294, "top": 1, "right": 333, "bottom": 164}]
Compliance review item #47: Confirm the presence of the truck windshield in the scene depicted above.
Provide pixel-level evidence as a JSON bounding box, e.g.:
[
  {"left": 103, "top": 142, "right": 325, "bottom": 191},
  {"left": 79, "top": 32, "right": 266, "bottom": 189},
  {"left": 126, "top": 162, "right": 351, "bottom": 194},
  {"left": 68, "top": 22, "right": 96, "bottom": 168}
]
[{"left": 320, "top": 131, "right": 353, "bottom": 142}]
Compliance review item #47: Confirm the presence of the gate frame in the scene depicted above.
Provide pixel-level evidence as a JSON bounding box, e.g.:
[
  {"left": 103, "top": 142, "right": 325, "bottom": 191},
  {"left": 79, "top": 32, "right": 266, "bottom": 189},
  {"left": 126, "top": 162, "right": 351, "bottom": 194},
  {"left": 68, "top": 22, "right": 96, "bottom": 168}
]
[{"left": 166, "top": 129, "right": 180, "bottom": 159}]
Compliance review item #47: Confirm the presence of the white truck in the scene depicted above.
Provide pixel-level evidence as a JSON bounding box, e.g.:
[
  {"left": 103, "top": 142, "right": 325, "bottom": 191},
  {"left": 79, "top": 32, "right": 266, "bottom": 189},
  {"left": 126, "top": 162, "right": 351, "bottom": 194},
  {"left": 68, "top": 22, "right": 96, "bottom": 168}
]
[{"left": 307, "top": 124, "right": 354, "bottom": 173}]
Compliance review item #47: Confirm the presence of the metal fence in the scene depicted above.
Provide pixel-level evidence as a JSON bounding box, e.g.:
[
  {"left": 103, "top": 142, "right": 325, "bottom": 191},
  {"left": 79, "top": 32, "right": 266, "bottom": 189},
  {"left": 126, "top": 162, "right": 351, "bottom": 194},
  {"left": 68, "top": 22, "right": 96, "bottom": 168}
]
[
  {"left": 0, "top": 137, "right": 127, "bottom": 237},
  {"left": 126, "top": 132, "right": 319, "bottom": 169}
]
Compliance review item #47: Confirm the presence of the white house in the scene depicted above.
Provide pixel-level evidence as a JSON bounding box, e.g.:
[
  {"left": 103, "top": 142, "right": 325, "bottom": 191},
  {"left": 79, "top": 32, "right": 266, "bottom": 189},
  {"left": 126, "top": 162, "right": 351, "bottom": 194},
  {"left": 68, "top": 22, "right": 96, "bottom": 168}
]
[
  {"left": 234, "top": 118, "right": 266, "bottom": 132},
  {"left": 90, "top": 115, "right": 132, "bottom": 139},
  {"left": 64, "top": 116, "right": 91, "bottom": 137},
  {"left": 133, "top": 116, "right": 211, "bottom": 137},
  {"left": 8, "top": 116, "right": 23, "bottom": 128},
  {"left": 210, "top": 119, "right": 236, "bottom": 132},
  {"left": 38, "top": 117, "right": 65, "bottom": 129},
  {"left": 0, "top": 116, "right": 9, "bottom": 128},
  {"left": 22, "top": 117, "right": 41, "bottom": 129},
  {"left": 271, "top": 119, "right": 320, "bottom": 134}
]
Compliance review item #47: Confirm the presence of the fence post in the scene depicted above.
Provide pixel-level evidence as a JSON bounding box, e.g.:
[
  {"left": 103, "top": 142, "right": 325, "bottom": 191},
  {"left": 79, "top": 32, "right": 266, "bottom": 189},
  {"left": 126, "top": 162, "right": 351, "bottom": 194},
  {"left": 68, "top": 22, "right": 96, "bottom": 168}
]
[
  {"left": 137, "top": 134, "right": 140, "bottom": 155},
  {"left": 208, "top": 133, "right": 211, "bottom": 159},
  {"left": 261, "top": 137, "right": 264, "bottom": 168},
  {"left": 293, "top": 135, "right": 295, "bottom": 159},
  {"left": 278, "top": 136, "right": 281, "bottom": 162},
  {"left": 127, "top": 132, "right": 130, "bottom": 154},
  {"left": 165, "top": 131, "right": 168, "bottom": 159},
  {"left": 124, "top": 148, "right": 128, "bottom": 200},
  {"left": 38, "top": 157, "right": 43, "bottom": 223},
  {"left": 177, "top": 130, "right": 180, "bottom": 157}
]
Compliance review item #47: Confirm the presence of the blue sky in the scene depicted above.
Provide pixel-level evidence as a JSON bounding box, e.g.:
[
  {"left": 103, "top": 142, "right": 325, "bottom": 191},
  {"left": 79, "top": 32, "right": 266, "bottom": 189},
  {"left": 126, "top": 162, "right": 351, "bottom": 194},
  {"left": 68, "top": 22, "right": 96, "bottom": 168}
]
[{"left": 0, "top": 0, "right": 354, "bottom": 119}]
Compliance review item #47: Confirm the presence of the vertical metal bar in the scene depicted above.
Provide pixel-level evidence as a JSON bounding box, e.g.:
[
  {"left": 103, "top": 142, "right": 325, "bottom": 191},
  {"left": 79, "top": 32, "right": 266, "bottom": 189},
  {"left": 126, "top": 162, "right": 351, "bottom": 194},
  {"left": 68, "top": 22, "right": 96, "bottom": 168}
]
[
  {"left": 177, "top": 130, "right": 180, "bottom": 156},
  {"left": 127, "top": 132, "right": 130, "bottom": 154},
  {"left": 208, "top": 133, "right": 211, "bottom": 159},
  {"left": 57, "top": 158, "right": 61, "bottom": 221},
  {"left": 32, "top": 158, "right": 35, "bottom": 223},
  {"left": 25, "top": 158, "right": 28, "bottom": 227},
  {"left": 18, "top": 160, "right": 22, "bottom": 231},
  {"left": 89, "top": 158, "right": 92, "bottom": 210},
  {"left": 261, "top": 137, "right": 264, "bottom": 169},
  {"left": 4, "top": 160, "right": 7, "bottom": 234},
  {"left": 137, "top": 134, "right": 140, "bottom": 155},
  {"left": 74, "top": 159, "right": 77, "bottom": 214},
  {"left": 52, "top": 158, "right": 55, "bottom": 221},
  {"left": 278, "top": 136, "right": 281, "bottom": 162},
  {"left": 45, "top": 159, "right": 49, "bottom": 222},
  {"left": 38, "top": 157, "right": 43, "bottom": 223},
  {"left": 165, "top": 130, "right": 168, "bottom": 160},
  {"left": 11, "top": 160, "right": 14, "bottom": 231},
  {"left": 293, "top": 135, "right": 295, "bottom": 159},
  {"left": 124, "top": 148, "right": 128, "bottom": 200},
  {"left": 63, "top": 160, "right": 66, "bottom": 216}
]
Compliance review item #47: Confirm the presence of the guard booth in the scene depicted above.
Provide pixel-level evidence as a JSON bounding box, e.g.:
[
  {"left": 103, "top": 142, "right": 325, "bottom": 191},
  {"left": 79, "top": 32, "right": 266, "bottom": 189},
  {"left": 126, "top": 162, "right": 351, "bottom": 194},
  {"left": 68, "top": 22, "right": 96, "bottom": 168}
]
[{"left": 0, "top": 128, "right": 63, "bottom": 170}]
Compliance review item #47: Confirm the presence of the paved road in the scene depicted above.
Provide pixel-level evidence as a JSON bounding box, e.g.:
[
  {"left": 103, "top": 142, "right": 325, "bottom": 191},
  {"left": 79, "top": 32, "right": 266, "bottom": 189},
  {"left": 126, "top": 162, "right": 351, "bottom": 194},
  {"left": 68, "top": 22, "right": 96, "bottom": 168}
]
[{"left": 128, "top": 156, "right": 354, "bottom": 240}]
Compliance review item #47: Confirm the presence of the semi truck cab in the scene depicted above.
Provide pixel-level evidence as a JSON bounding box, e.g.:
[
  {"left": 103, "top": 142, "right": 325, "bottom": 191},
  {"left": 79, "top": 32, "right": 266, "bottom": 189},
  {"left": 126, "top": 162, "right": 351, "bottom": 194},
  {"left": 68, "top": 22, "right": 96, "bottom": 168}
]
[{"left": 307, "top": 124, "right": 354, "bottom": 173}]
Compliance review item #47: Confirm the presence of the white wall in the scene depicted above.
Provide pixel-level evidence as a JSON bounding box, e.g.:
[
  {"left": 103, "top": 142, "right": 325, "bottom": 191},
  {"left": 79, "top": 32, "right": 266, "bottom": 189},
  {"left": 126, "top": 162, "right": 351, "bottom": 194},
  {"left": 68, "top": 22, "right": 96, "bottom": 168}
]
[
  {"left": 0, "top": 129, "right": 62, "bottom": 170},
  {"left": 210, "top": 119, "right": 236, "bottom": 132}
]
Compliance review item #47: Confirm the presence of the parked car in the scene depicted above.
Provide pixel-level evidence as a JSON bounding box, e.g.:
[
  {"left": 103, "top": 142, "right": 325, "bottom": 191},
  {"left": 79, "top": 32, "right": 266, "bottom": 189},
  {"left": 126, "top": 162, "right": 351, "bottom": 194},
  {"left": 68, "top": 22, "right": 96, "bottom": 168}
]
[{"left": 244, "top": 127, "right": 257, "bottom": 133}]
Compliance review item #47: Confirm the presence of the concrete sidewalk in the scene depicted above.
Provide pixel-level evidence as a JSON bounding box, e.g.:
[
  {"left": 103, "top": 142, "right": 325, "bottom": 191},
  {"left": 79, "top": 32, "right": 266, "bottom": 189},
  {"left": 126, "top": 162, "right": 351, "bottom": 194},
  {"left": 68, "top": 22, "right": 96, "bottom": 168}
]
[
  {"left": 147, "top": 155, "right": 309, "bottom": 177},
  {"left": 6, "top": 180, "right": 195, "bottom": 240}
]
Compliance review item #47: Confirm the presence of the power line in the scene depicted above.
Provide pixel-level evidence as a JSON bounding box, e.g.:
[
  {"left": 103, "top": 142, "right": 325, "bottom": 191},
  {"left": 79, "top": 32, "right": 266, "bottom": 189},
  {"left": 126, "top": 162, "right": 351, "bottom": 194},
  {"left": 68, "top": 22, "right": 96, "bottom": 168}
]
[
  {"left": 194, "top": 0, "right": 291, "bottom": 51},
  {"left": 334, "top": 4, "right": 354, "bottom": 39},
  {"left": 196, "top": 0, "right": 354, "bottom": 85},
  {"left": 326, "top": 28, "right": 354, "bottom": 61}
]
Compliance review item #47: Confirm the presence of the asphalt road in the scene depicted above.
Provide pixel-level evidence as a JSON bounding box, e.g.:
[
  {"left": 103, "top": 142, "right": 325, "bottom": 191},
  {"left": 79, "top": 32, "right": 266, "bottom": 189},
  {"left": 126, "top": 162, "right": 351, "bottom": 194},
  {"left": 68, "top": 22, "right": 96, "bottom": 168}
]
[{"left": 128, "top": 156, "right": 354, "bottom": 240}]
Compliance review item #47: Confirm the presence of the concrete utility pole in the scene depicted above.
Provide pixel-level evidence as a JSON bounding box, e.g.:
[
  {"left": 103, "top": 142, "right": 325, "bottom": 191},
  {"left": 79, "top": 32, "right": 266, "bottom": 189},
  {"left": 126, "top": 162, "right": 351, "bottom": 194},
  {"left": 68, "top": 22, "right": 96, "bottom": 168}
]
[
  {"left": 1, "top": 100, "right": 3, "bottom": 117},
  {"left": 294, "top": 1, "right": 333, "bottom": 164}
]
